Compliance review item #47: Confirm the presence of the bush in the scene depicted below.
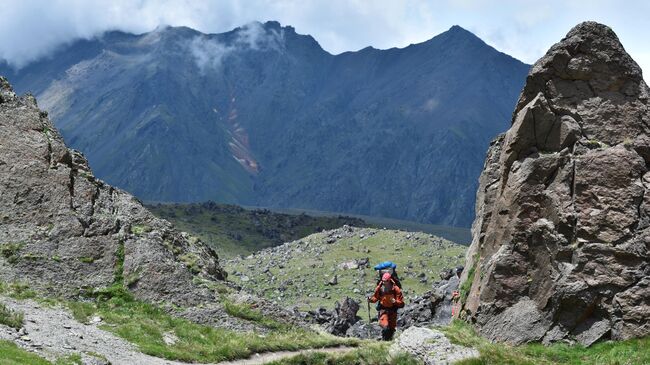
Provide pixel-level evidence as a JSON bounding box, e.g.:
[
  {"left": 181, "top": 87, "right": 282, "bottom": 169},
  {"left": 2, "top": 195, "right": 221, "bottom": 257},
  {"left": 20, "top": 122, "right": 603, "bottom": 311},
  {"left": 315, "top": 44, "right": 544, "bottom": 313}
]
[{"left": 0, "top": 302, "right": 24, "bottom": 329}]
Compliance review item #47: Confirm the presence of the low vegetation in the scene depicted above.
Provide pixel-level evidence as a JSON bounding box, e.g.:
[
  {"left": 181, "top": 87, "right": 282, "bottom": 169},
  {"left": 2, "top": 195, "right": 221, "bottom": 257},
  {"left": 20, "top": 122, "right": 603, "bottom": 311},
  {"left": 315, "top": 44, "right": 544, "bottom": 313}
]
[
  {"left": 0, "top": 340, "right": 96, "bottom": 365},
  {"left": 227, "top": 228, "right": 466, "bottom": 313},
  {"left": 90, "top": 295, "right": 356, "bottom": 362},
  {"left": 442, "top": 320, "right": 650, "bottom": 365},
  {"left": 147, "top": 202, "right": 368, "bottom": 258},
  {"left": 0, "top": 281, "right": 37, "bottom": 300},
  {"left": 223, "top": 300, "right": 287, "bottom": 330},
  {"left": 0, "top": 340, "right": 51, "bottom": 365},
  {"left": 0, "top": 242, "right": 24, "bottom": 264},
  {"left": 0, "top": 302, "right": 24, "bottom": 329}
]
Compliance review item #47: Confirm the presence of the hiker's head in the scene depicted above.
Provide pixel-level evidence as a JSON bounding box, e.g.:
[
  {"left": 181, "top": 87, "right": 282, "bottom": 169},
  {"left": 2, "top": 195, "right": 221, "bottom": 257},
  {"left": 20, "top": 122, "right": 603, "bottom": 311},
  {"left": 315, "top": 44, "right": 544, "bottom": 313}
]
[{"left": 381, "top": 272, "right": 393, "bottom": 289}]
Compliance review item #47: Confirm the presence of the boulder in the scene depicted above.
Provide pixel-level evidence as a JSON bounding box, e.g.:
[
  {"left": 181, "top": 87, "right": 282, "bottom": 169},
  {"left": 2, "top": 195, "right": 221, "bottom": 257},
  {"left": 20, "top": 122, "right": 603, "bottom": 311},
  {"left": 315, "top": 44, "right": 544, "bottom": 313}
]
[
  {"left": 389, "top": 327, "right": 478, "bottom": 365},
  {"left": 461, "top": 22, "right": 650, "bottom": 346},
  {"left": 399, "top": 275, "right": 460, "bottom": 328}
]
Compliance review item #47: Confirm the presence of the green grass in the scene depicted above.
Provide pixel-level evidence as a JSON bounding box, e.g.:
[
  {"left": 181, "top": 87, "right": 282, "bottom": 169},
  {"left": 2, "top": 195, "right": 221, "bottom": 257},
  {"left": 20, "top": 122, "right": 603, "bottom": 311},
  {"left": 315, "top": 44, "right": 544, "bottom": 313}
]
[
  {"left": 459, "top": 255, "right": 477, "bottom": 303},
  {"left": 226, "top": 229, "right": 466, "bottom": 314},
  {"left": 223, "top": 300, "right": 287, "bottom": 330},
  {"left": 77, "top": 257, "right": 95, "bottom": 264},
  {"left": 147, "top": 202, "right": 369, "bottom": 258},
  {"left": 54, "top": 354, "right": 82, "bottom": 365},
  {"left": 0, "top": 340, "right": 51, "bottom": 365},
  {"left": 0, "top": 303, "right": 23, "bottom": 329},
  {"left": 0, "top": 282, "right": 37, "bottom": 300},
  {"left": 66, "top": 301, "right": 96, "bottom": 324},
  {"left": 0, "top": 242, "right": 25, "bottom": 264},
  {"left": 442, "top": 320, "right": 650, "bottom": 365},
  {"left": 97, "top": 298, "right": 355, "bottom": 362},
  {"left": 130, "top": 225, "right": 151, "bottom": 235},
  {"left": 267, "top": 343, "right": 420, "bottom": 365},
  {"left": 53, "top": 290, "right": 356, "bottom": 363}
]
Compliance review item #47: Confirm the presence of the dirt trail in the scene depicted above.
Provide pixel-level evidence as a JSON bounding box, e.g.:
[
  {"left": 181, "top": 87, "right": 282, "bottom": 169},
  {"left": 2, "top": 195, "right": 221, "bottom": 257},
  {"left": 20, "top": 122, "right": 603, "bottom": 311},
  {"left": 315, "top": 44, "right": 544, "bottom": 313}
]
[
  {"left": 0, "top": 297, "right": 356, "bottom": 365},
  {"left": 215, "top": 346, "right": 355, "bottom": 365}
]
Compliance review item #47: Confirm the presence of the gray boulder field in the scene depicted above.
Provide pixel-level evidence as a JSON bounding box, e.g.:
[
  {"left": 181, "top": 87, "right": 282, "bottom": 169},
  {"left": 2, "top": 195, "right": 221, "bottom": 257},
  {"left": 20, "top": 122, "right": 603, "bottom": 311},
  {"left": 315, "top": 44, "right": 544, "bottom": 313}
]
[{"left": 461, "top": 21, "right": 650, "bottom": 346}]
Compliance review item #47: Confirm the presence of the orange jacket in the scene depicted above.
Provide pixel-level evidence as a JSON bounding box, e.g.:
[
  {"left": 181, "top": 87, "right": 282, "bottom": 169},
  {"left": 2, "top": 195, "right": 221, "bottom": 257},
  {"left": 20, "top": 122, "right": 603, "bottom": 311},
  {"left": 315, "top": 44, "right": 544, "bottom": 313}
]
[{"left": 369, "top": 280, "right": 404, "bottom": 309}]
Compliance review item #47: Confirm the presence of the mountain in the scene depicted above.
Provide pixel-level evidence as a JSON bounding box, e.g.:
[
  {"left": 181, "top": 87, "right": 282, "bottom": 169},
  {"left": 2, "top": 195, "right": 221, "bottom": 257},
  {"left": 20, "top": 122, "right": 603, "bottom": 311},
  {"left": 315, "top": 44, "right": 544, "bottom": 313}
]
[
  {"left": 0, "top": 21, "right": 530, "bottom": 227},
  {"left": 460, "top": 22, "right": 650, "bottom": 346}
]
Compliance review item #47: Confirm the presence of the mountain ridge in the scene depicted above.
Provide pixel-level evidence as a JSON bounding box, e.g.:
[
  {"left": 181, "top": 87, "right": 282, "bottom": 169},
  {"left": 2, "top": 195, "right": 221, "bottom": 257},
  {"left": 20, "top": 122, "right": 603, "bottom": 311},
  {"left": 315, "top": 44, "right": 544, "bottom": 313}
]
[{"left": 0, "top": 21, "right": 530, "bottom": 227}]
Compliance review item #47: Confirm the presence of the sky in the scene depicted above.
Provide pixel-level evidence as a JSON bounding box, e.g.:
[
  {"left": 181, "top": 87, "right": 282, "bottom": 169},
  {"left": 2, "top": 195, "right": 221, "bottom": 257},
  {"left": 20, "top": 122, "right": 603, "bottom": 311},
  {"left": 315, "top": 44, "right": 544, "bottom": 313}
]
[{"left": 0, "top": 0, "right": 649, "bottom": 77}]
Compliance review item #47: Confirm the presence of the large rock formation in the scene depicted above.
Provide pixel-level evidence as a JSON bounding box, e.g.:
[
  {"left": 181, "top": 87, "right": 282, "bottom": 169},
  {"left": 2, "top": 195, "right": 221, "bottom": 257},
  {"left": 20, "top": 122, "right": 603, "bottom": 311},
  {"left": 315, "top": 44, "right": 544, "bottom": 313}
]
[
  {"left": 0, "top": 75, "right": 226, "bottom": 305},
  {"left": 461, "top": 22, "right": 650, "bottom": 346}
]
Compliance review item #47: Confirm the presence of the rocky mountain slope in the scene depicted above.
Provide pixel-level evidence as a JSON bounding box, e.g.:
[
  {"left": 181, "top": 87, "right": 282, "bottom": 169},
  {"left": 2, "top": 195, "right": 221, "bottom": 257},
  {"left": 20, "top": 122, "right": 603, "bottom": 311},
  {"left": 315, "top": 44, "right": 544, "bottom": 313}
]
[
  {"left": 226, "top": 226, "right": 465, "bottom": 312},
  {"left": 0, "top": 76, "right": 309, "bottom": 334},
  {"left": 461, "top": 22, "right": 650, "bottom": 346},
  {"left": 0, "top": 76, "right": 226, "bottom": 305},
  {"left": 0, "top": 21, "right": 530, "bottom": 227}
]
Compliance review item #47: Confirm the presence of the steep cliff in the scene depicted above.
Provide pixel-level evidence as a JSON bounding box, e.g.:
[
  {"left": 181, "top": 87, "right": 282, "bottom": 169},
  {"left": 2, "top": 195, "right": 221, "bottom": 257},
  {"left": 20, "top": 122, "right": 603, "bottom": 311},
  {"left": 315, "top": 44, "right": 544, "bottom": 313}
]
[{"left": 462, "top": 22, "right": 649, "bottom": 346}]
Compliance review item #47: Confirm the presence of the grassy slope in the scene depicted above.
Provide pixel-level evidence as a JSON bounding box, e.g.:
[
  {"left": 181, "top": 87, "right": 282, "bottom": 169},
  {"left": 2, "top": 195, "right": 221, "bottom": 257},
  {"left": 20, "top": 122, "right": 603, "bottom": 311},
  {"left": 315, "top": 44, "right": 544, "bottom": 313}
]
[
  {"left": 443, "top": 320, "right": 650, "bottom": 365},
  {"left": 0, "top": 283, "right": 355, "bottom": 364},
  {"left": 147, "top": 202, "right": 368, "bottom": 258},
  {"left": 226, "top": 228, "right": 466, "bottom": 316}
]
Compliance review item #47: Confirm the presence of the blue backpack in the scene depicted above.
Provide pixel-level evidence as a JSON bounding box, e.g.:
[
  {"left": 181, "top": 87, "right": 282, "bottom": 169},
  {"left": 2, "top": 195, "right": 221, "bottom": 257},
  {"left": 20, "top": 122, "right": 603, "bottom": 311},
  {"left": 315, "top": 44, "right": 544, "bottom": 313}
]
[{"left": 374, "top": 261, "right": 402, "bottom": 289}]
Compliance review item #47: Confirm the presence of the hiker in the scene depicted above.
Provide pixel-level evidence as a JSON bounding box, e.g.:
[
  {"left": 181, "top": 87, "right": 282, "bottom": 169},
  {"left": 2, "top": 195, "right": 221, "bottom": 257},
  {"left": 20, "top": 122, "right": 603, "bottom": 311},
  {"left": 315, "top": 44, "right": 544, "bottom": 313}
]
[{"left": 368, "top": 272, "right": 404, "bottom": 341}]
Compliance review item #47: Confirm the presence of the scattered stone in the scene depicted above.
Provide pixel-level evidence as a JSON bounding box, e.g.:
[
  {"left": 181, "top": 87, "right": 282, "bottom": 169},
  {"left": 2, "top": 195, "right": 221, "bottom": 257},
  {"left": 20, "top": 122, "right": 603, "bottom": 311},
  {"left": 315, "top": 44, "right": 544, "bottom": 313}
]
[{"left": 327, "top": 275, "right": 338, "bottom": 286}]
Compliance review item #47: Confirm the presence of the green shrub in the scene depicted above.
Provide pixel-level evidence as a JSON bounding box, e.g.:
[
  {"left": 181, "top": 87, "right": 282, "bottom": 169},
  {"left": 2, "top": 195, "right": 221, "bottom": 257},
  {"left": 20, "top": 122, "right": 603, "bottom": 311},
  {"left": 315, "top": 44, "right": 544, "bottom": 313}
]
[
  {"left": 130, "top": 225, "right": 151, "bottom": 235},
  {"left": 0, "top": 302, "right": 24, "bottom": 329},
  {"left": 1, "top": 242, "right": 24, "bottom": 263},
  {"left": 67, "top": 301, "right": 96, "bottom": 323}
]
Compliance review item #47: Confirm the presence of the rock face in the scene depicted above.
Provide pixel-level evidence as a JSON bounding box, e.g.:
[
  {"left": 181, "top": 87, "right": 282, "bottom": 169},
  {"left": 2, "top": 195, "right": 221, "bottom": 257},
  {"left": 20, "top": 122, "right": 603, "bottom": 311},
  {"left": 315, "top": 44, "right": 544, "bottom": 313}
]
[
  {"left": 461, "top": 22, "right": 650, "bottom": 346},
  {"left": 398, "top": 270, "right": 461, "bottom": 328},
  {"left": 0, "top": 76, "right": 226, "bottom": 305}
]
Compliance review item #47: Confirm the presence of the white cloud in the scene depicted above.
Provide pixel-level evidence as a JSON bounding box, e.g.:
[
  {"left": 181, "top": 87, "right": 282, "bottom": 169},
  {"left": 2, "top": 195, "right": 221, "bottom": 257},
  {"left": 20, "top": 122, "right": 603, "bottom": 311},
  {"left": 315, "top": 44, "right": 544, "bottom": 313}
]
[
  {"left": 188, "top": 22, "right": 285, "bottom": 72},
  {"left": 0, "top": 0, "right": 648, "bottom": 78}
]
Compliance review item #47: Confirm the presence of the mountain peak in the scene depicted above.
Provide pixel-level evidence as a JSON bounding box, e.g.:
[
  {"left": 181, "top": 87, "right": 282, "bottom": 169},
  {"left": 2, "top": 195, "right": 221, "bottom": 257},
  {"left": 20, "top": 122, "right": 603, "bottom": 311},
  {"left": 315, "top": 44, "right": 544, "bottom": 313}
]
[{"left": 516, "top": 20, "right": 645, "bottom": 115}]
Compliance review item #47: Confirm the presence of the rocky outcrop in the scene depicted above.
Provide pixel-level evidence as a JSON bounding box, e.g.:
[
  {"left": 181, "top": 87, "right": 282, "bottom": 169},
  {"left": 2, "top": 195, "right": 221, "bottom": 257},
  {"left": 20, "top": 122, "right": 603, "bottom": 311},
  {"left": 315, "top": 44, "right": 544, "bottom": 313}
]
[
  {"left": 0, "top": 76, "right": 226, "bottom": 305},
  {"left": 461, "top": 22, "right": 650, "bottom": 346},
  {"left": 389, "top": 327, "right": 478, "bottom": 364},
  {"left": 398, "top": 267, "right": 463, "bottom": 328},
  {"left": 305, "top": 297, "right": 363, "bottom": 336}
]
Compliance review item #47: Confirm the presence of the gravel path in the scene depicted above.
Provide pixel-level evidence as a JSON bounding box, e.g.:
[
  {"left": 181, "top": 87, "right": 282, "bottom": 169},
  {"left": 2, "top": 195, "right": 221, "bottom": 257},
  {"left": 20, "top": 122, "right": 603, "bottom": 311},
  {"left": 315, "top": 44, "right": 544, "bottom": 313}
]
[
  {"left": 0, "top": 296, "right": 356, "bottom": 365},
  {"left": 215, "top": 346, "right": 355, "bottom": 365}
]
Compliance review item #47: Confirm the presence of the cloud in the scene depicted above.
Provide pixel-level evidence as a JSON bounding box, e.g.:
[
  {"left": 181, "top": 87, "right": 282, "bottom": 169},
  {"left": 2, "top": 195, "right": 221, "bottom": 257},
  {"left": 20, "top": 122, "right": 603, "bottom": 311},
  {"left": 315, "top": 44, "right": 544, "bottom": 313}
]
[
  {"left": 188, "top": 22, "right": 285, "bottom": 72},
  {"left": 0, "top": 0, "right": 648, "bottom": 78}
]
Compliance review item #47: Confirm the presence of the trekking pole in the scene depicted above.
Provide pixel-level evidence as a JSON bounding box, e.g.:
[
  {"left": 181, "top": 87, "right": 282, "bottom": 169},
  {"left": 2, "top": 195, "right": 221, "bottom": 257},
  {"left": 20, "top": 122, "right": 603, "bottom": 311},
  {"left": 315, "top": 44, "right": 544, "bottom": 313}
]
[{"left": 367, "top": 300, "right": 371, "bottom": 323}]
